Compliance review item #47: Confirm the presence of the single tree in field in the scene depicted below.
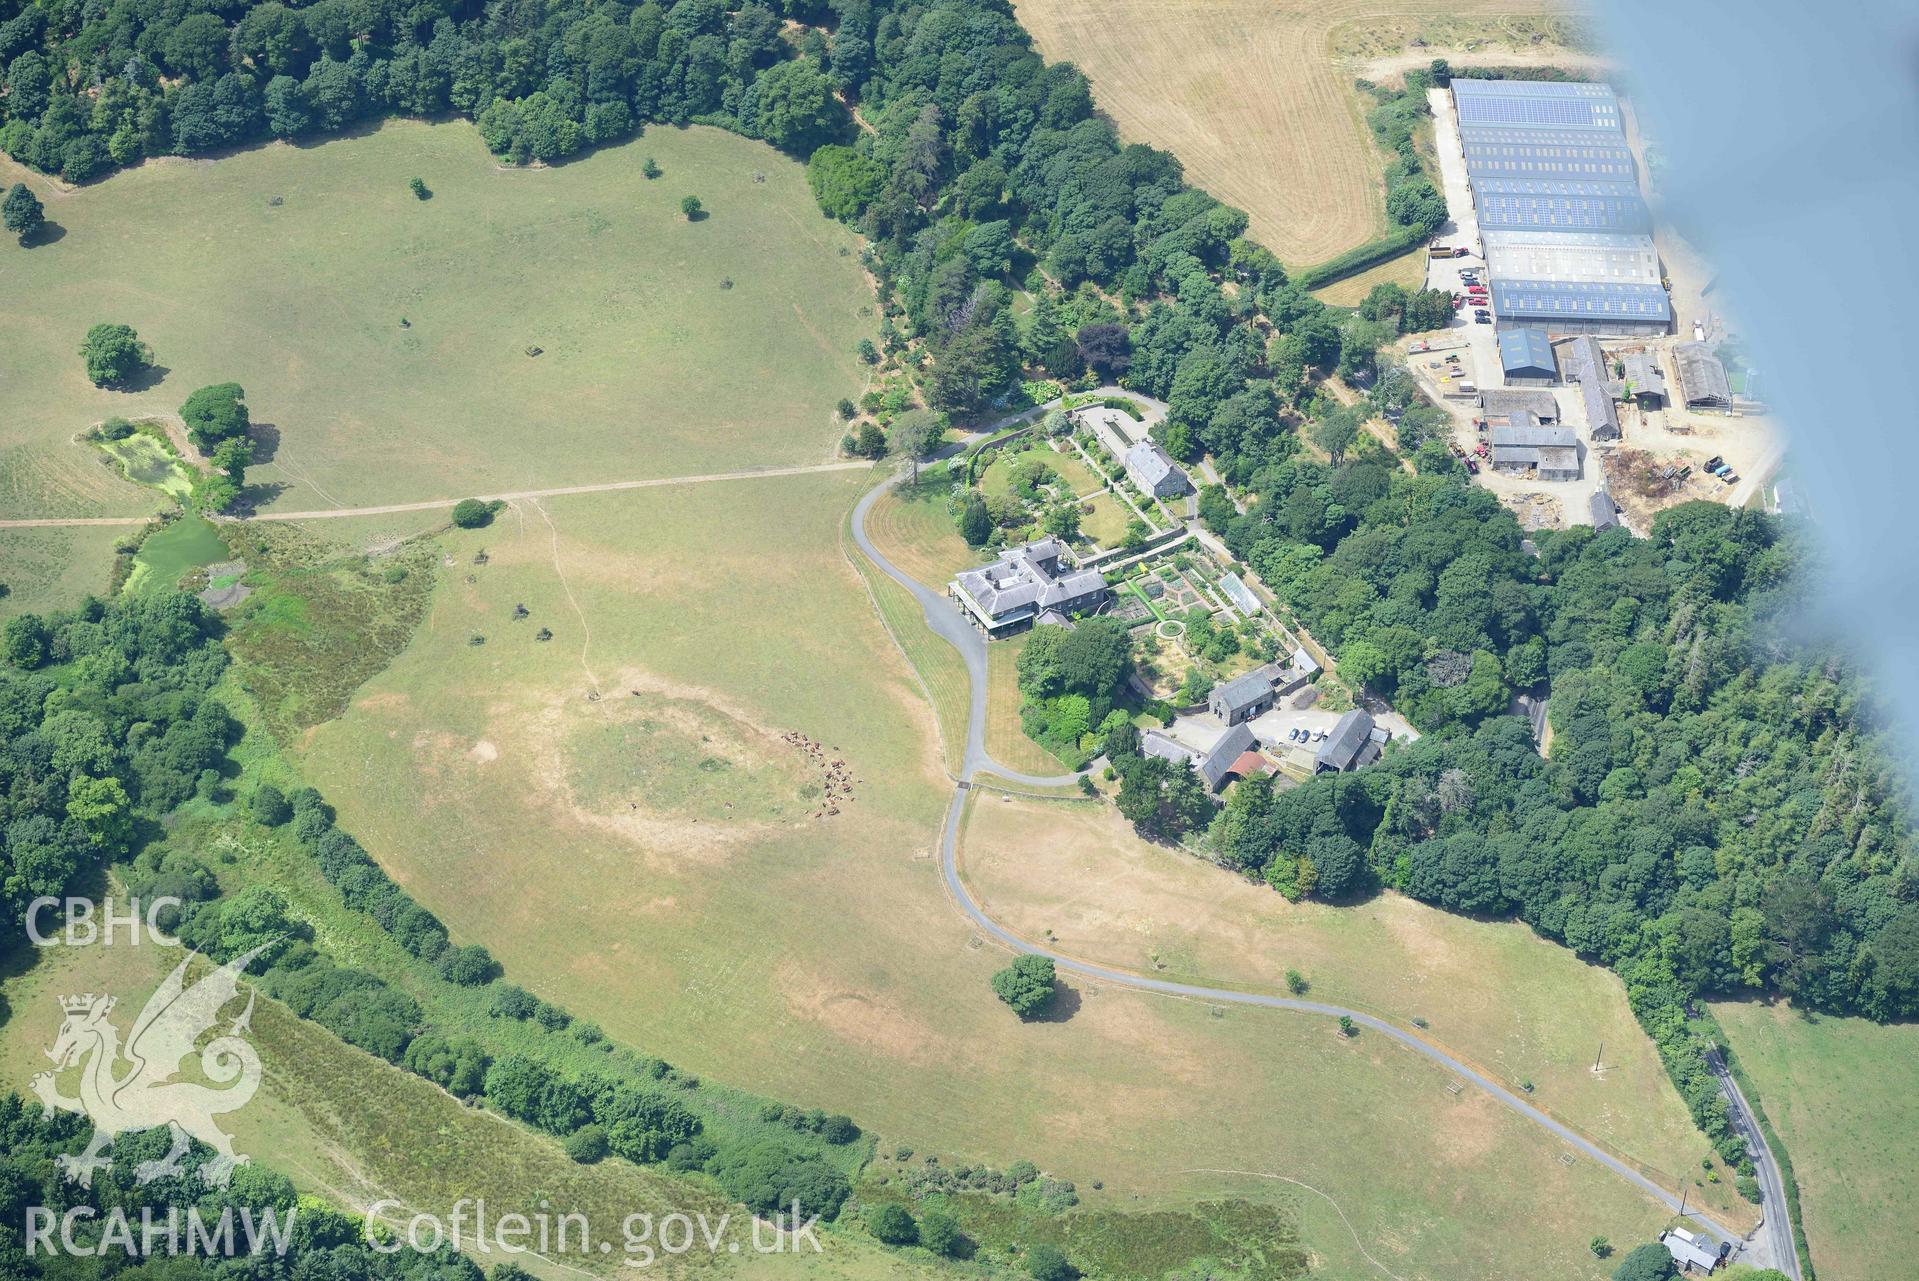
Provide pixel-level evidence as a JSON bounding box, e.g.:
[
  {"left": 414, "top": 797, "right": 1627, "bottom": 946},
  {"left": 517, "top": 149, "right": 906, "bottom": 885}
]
[
  {"left": 4, "top": 183, "right": 46, "bottom": 244},
  {"left": 451, "top": 498, "right": 493, "bottom": 529},
  {"left": 1284, "top": 969, "right": 1308, "bottom": 996},
  {"left": 887, "top": 409, "right": 944, "bottom": 486},
  {"left": 79, "top": 323, "right": 153, "bottom": 388},
  {"left": 680, "top": 195, "right": 702, "bottom": 220},
  {"left": 179, "top": 383, "right": 250, "bottom": 453},
  {"left": 957, "top": 491, "right": 993, "bottom": 546},
  {"left": 641, "top": 157, "right": 661, "bottom": 179},
  {"left": 990, "top": 954, "right": 1056, "bottom": 1019},
  {"left": 1337, "top": 1015, "right": 1356, "bottom": 1037},
  {"left": 409, "top": 177, "right": 430, "bottom": 199}
]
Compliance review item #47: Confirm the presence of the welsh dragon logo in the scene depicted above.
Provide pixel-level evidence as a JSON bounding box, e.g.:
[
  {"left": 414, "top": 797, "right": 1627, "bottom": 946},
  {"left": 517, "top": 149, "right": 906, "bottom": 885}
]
[{"left": 31, "top": 943, "right": 269, "bottom": 1188}]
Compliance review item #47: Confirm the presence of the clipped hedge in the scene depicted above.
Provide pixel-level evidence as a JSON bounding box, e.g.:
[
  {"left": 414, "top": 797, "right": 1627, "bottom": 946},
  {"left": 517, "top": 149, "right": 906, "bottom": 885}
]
[{"left": 1293, "top": 225, "right": 1428, "bottom": 292}]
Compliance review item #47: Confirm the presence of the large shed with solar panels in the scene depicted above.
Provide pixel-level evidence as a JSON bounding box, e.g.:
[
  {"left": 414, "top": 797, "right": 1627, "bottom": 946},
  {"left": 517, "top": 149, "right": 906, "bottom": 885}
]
[{"left": 1452, "top": 79, "right": 1671, "bottom": 336}]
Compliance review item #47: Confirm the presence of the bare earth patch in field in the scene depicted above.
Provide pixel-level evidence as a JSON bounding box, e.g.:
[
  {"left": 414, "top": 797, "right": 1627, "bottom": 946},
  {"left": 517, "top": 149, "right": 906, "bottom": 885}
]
[
  {"left": 1011, "top": 0, "right": 1552, "bottom": 265},
  {"left": 292, "top": 477, "right": 1700, "bottom": 1279}
]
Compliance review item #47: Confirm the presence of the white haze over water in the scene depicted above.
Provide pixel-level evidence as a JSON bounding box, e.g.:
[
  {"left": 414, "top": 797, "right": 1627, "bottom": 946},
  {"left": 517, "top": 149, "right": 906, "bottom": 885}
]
[{"left": 1598, "top": 0, "right": 1919, "bottom": 758}]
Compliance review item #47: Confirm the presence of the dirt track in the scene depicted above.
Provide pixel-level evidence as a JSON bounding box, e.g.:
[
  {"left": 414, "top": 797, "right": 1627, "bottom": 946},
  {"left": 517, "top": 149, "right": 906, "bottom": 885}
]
[{"left": 0, "top": 460, "right": 875, "bottom": 529}]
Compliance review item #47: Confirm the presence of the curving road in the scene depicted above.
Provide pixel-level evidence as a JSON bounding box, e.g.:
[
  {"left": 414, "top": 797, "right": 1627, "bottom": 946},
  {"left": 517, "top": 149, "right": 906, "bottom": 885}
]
[
  {"left": 849, "top": 458, "right": 1740, "bottom": 1252},
  {"left": 1707, "top": 1048, "right": 1801, "bottom": 1278}
]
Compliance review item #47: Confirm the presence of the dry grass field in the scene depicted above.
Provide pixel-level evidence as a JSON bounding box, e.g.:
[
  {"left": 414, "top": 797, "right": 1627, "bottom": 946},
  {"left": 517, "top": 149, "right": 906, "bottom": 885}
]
[
  {"left": 1010, "top": 0, "right": 1573, "bottom": 266},
  {"left": 1713, "top": 1001, "right": 1919, "bottom": 1281},
  {"left": 961, "top": 796, "right": 1758, "bottom": 1226},
  {"left": 0, "top": 119, "right": 873, "bottom": 521},
  {"left": 269, "top": 480, "right": 1696, "bottom": 1280}
]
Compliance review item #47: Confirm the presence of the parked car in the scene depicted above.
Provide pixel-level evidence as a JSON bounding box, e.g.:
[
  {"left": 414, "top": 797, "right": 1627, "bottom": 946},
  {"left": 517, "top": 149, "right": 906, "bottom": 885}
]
[
  {"left": 1451, "top": 295, "right": 1465, "bottom": 309},
  {"left": 1720, "top": 472, "right": 1739, "bottom": 485},
  {"left": 1473, "top": 313, "right": 1491, "bottom": 324},
  {"left": 1465, "top": 458, "right": 1479, "bottom": 474},
  {"left": 1705, "top": 456, "right": 1725, "bottom": 471}
]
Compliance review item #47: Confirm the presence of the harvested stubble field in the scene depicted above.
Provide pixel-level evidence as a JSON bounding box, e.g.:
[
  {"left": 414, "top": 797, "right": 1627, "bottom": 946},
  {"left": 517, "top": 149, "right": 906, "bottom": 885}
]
[
  {"left": 1010, "top": 0, "right": 1568, "bottom": 266},
  {"left": 0, "top": 119, "right": 873, "bottom": 521}
]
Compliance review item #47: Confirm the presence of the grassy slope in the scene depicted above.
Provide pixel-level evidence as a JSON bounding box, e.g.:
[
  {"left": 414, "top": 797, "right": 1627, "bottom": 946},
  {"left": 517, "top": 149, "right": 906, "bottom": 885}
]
[
  {"left": 0, "top": 941, "right": 954, "bottom": 1281},
  {"left": 0, "top": 119, "right": 873, "bottom": 520},
  {"left": 960, "top": 795, "right": 1757, "bottom": 1225},
  {"left": 1713, "top": 1001, "right": 1919, "bottom": 1281},
  {"left": 280, "top": 480, "right": 1687, "bottom": 1281},
  {"left": 0, "top": 525, "right": 126, "bottom": 618}
]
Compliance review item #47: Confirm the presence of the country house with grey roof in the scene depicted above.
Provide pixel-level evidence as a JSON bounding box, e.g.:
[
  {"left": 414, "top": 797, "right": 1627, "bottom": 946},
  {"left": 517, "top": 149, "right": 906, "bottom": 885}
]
[
  {"left": 1124, "top": 439, "right": 1189, "bottom": 498},
  {"left": 950, "top": 538, "right": 1109, "bottom": 637}
]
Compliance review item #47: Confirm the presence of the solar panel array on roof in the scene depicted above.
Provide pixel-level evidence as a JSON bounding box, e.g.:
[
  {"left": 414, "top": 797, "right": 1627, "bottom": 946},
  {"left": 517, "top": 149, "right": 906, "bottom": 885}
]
[
  {"left": 1491, "top": 279, "right": 1672, "bottom": 321},
  {"left": 1477, "top": 191, "right": 1651, "bottom": 234},
  {"left": 1452, "top": 79, "right": 1669, "bottom": 334}
]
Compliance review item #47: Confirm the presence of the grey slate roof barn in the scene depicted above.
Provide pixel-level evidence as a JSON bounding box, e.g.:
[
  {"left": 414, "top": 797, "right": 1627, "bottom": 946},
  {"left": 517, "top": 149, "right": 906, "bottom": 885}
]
[
  {"left": 1589, "top": 489, "right": 1622, "bottom": 530},
  {"left": 1673, "top": 341, "right": 1733, "bottom": 411},
  {"left": 1490, "top": 415, "right": 1582, "bottom": 480},
  {"left": 1208, "top": 669, "right": 1277, "bottom": 725},
  {"left": 1315, "top": 709, "right": 1382, "bottom": 774},
  {"left": 1479, "top": 388, "right": 1560, "bottom": 422},
  {"left": 1198, "top": 723, "right": 1261, "bottom": 791}
]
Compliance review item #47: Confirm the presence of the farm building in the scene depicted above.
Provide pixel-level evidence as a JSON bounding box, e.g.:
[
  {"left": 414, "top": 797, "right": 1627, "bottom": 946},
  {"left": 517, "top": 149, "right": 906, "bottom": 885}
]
[
  {"left": 1490, "top": 415, "right": 1582, "bottom": 481},
  {"left": 1209, "top": 670, "right": 1277, "bottom": 725},
  {"left": 1559, "top": 336, "right": 1621, "bottom": 442},
  {"left": 1498, "top": 328, "right": 1558, "bottom": 385},
  {"left": 1489, "top": 279, "right": 1672, "bottom": 336},
  {"left": 1659, "top": 1228, "right": 1726, "bottom": 1274},
  {"left": 1590, "top": 489, "right": 1622, "bottom": 530},
  {"left": 1124, "top": 439, "right": 1189, "bottom": 497},
  {"left": 1315, "top": 710, "right": 1384, "bottom": 774},
  {"left": 1199, "top": 723, "right": 1263, "bottom": 792},
  {"left": 1140, "top": 730, "right": 1193, "bottom": 765},
  {"left": 1480, "top": 388, "right": 1560, "bottom": 422},
  {"left": 1451, "top": 79, "right": 1670, "bottom": 337},
  {"left": 1471, "top": 176, "right": 1652, "bottom": 235},
  {"left": 1673, "top": 342, "right": 1734, "bottom": 411},
  {"left": 1483, "top": 229, "right": 1662, "bottom": 286},
  {"left": 950, "top": 538, "right": 1108, "bottom": 637},
  {"left": 1622, "top": 350, "right": 1666, "bottom": 405}
]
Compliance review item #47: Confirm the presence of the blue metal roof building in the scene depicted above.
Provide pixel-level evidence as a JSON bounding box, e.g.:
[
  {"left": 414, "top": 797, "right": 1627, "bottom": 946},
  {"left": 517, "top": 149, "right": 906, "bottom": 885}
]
[
  {"left": 1452, "top": 78, "right": 1670, "bottom": 336},
  {"left": 1497, "top": 327, "right": 1558, "bottom": 385},
  {"left": 1451, "top": 78, "right": 1623, "bottom": 131},
  {"left": 1490, "top": 279, "right": 1672, "bottom": 334},
  {"left": 1475, "top": 189, "right": 1652, "bottom": 234}
]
